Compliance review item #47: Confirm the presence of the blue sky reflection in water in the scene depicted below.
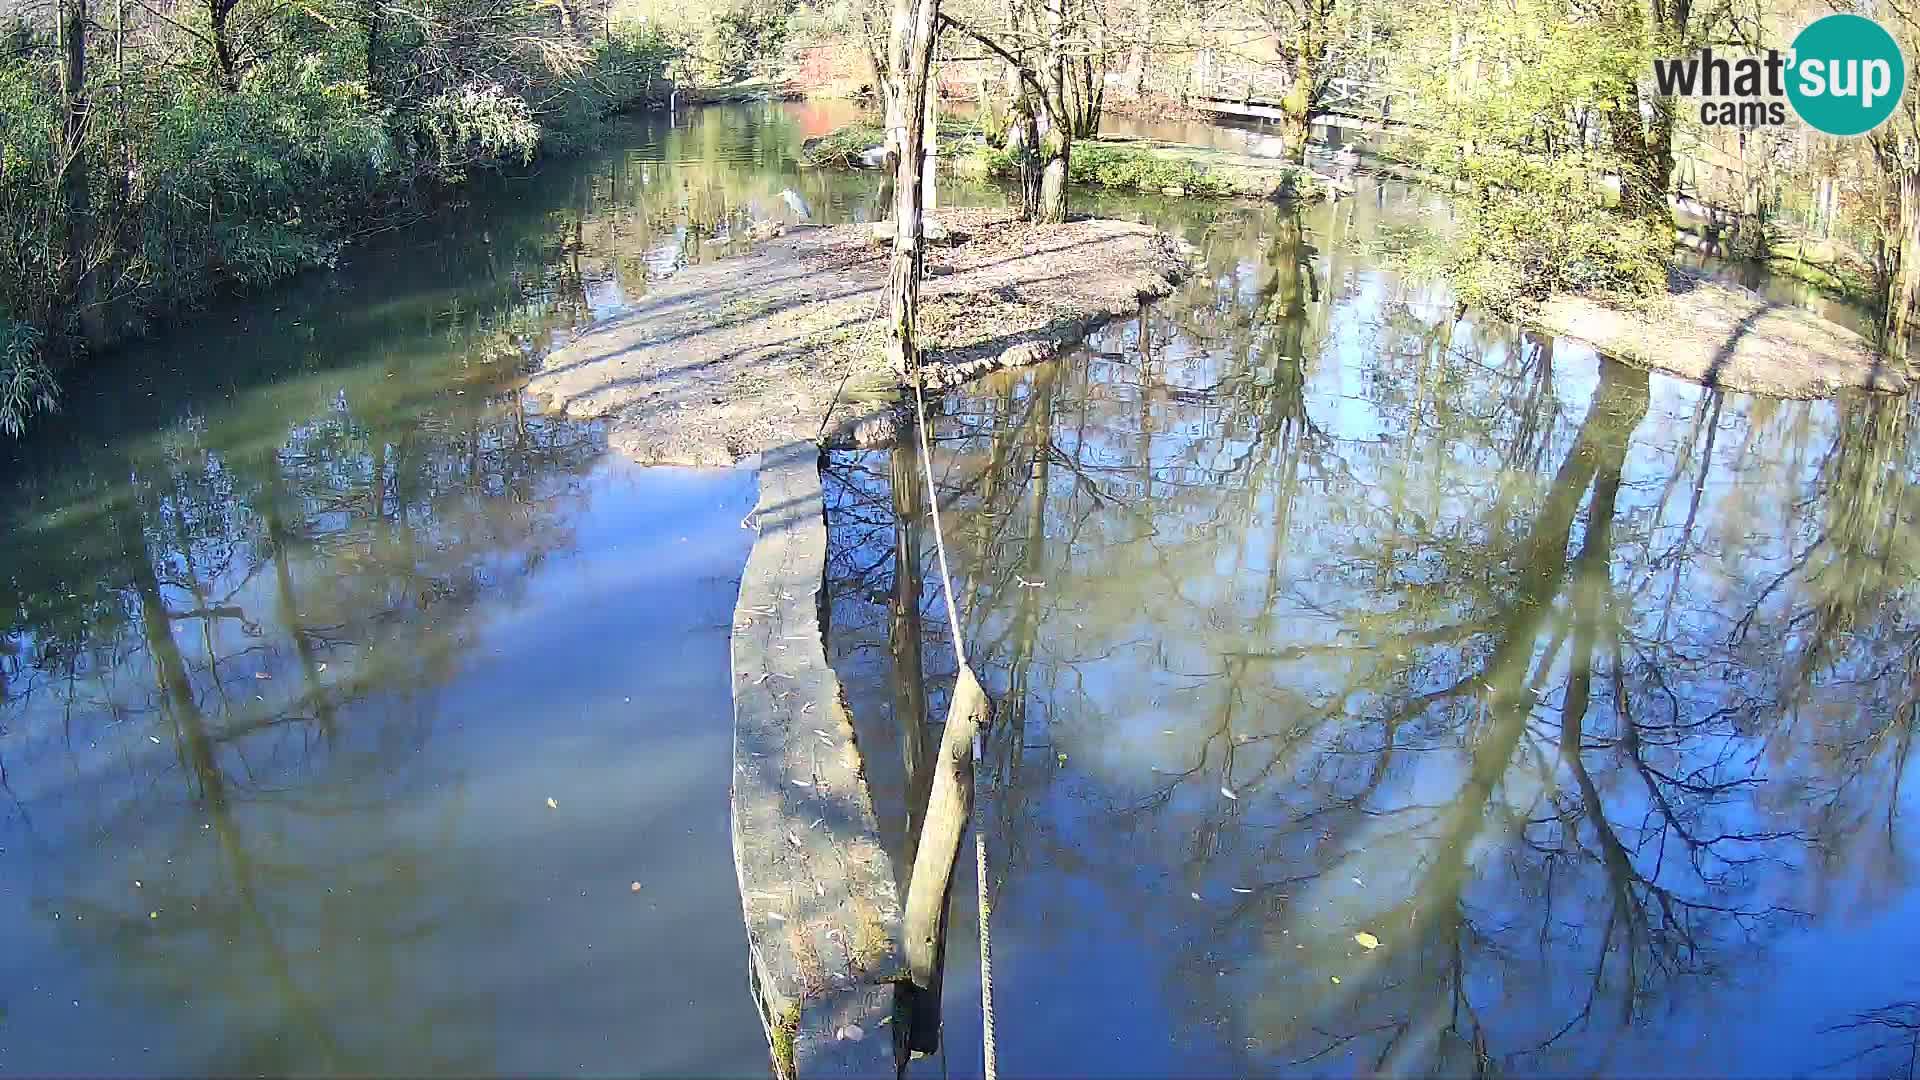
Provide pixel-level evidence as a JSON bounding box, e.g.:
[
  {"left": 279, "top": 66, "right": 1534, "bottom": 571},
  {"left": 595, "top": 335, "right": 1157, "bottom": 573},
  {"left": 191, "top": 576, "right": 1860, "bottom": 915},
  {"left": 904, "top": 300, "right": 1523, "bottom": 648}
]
[
  {"left": 827, "top": 190, "right": 1920, "bottom": 1077},
  {"left": 0, "top": 102, "right": 893, "bottom": 1075},
  {"left": 0, "top": 95, "right": 1913, "bottom": 1076}
]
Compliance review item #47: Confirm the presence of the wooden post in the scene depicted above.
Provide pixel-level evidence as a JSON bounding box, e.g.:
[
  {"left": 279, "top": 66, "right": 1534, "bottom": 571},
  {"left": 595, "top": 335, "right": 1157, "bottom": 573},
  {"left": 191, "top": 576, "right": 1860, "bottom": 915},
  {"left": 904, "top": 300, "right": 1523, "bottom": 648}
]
[{"left": 901, "top": 663, "right": 991, "bottom": 1052}]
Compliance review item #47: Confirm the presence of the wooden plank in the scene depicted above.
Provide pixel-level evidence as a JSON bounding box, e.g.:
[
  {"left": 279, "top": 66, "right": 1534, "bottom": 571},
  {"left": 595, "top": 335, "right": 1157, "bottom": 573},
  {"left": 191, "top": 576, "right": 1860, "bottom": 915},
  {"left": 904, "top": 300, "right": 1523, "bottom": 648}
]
[{"left": 731, "top": 441, "right": 907, "bottom": 1079}]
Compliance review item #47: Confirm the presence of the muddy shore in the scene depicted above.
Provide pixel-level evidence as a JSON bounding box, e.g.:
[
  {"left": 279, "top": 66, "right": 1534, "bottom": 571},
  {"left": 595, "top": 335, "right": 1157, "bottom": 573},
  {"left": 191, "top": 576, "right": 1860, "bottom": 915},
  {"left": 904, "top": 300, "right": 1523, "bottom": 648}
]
[
  {"left": 1533, "top": 269, "right": 1908, "bottom": 400},
  {"left": 527, "top": 208, "right": 1191, "bottom": 466}
]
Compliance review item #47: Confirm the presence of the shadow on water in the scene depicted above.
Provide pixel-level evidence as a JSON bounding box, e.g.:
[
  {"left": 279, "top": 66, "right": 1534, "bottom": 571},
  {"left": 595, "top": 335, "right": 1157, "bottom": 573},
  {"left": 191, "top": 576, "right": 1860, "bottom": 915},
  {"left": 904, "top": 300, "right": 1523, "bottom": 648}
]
[{"left": 827, "top": 177, "right": 1920, "bottom": 1077}]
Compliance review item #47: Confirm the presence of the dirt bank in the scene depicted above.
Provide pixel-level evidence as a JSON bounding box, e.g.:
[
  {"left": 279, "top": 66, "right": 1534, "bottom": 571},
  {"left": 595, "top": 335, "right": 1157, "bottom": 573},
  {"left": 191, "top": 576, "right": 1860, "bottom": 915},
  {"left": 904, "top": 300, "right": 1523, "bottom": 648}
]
[
  {"left": 527, "top": 208, "right": 1191, "bottom": 466},
  {"left": 1533, "top": 270, "right": 1909, "bottom": 399}
]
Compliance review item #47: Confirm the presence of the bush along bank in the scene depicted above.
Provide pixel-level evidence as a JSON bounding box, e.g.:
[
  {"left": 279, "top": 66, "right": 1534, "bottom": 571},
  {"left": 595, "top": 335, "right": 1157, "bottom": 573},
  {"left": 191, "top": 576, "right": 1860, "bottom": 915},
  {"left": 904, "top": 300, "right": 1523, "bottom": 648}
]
[
  {"left": 797, "top": 120, "right": 1324, "bottom": 200},
  {"left": 797, "top": 118, "right": 983, "bottom": 167},
  {"left": 954, "top": 137, "right": 1325, "bottom": 201},
  {"left": 0, "top": 10, "right": 679, "bottom": 437}
]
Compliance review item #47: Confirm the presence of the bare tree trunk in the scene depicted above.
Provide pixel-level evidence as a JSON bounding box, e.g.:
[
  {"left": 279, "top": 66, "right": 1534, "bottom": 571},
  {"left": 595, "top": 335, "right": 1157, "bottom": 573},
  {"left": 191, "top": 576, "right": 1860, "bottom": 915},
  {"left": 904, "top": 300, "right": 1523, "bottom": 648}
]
[
  {"left": 207, "top": 0, "right": 240, "bottom": 89},
  {"left": 1078, "top": 12, "right": 1105, "bottom": 136},
  {"left": 922, "top": 66, "right": 938, "bottom": 218},
  {"left": 883, "top": 0, "right": 941, "bottom": 380},
  {"left": 999, "top": 0, "right": 1042, "bottom": 218},
  {"left": 1038, "top": 125, "right": 1070, "bottom": 221},
  {"left": 1036, "top": 0, "right": 1071, "bottom": 222},
  {"left": 1610, "top": 80, "right": 1676, "bottom": 225},
  {"left": 859, "top": 0, "right": 895, "bottom": 108},
  {"left": 364, "top": 0, "right": 385, "bottom": 96},
  {"left": 1887, "top": 168, "right": 1920, "bottom": 365},
  {"left": 1123, "top": 0, "right": 1149, "bottom": 97},
  {"left": 59, "top": 0, "right": 106, "bottom": 350}
]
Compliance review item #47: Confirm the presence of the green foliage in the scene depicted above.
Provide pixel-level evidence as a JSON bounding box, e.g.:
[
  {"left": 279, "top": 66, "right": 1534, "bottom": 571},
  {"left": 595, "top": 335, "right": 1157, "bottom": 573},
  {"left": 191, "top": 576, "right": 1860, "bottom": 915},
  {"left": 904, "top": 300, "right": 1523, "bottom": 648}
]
[
  {"left": 1409, "top": 0, "right": 1651, "bottom": 160},
  {"left": 0, "top": 0, "right": 686, "bottom": 438},
  {"left": 967, "top": 139, "right": 1318, "bottom": 200},
  {"left": 799, "top": 123, "right": 887, "bottom": 166},
  {"left": 410, "top": 83, "right": 542, "bottom": 173},
  {"left": 0, "top": 319, "right": 55, "bottom": 437},
  {"left": 1392, "top": 153, "right": 1667, "bottom": 313},
  {"left": 133, "top": 67, "right": 390, "bottom": 295},
  {"left": 798, "top": 119, "right": 982, "bottom": 167},
  {"left": 701, "top": 2, "right": 790, "bottom": 83},
  {"left": 0, "top": 64, "right": 63, "bottom": 331},
  {"left": 1382, "top": 0, "right": 1670, "bottom": 312},
  {"left": 523, "top": 22, "right": 681, "bottom": 152},
  {"left": 1069, "top": 143, "right": 1238, "bottom": 198}
]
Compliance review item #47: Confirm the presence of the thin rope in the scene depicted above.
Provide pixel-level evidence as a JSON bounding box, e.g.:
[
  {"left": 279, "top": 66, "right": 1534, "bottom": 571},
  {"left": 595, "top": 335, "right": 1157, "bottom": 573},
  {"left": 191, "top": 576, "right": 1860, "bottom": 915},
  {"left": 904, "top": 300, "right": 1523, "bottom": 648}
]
[
  {"left": 974, "top": 730, "right": 997, "bottom": 1080},
  {"left": 907, "top": 369, "right": 994, "bottom": 1080},
  {"left": 912, "top": 377, "right": 967, "bottom": 666}
]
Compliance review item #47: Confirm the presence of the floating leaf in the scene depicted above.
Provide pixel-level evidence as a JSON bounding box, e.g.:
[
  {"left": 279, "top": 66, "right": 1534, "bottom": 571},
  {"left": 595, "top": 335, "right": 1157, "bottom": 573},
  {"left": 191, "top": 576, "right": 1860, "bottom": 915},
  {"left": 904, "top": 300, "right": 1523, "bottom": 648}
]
[
  {"left": 1329, "top": 975, "right": 1340, "bottom": 984},
  {"left": 1354, "top": 932, "right": 1381, "bottom": 951},
  {"left": 1220, "top": 786, "right": 1239, "bottom": 800},
  {"left": 546, "top": 797, "right": 559, "bottom": 809}
]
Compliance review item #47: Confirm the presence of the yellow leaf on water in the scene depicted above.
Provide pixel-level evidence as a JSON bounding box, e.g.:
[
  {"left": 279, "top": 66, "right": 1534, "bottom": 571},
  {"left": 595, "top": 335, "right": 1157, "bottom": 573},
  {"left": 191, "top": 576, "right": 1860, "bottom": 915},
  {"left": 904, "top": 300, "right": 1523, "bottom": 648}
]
[
  {"left": 1329, "top": 975, "right": 1341, "bottom": 984},
  {"left": 546, "top": 797, "right": 559, "bottom": 809},
  {"left": 1354, "top": 932, "right": 1381, "bottom": 951}
]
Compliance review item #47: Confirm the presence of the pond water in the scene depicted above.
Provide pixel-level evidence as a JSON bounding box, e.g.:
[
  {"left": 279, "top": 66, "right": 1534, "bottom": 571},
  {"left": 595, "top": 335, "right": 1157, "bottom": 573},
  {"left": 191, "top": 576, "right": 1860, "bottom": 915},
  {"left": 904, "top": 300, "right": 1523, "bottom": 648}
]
[
  {"left": 0, "top": 101, "right": 897, "bottom": 1075},
  {"left": 1, "top": 98, "right": 1909, "bottom": 1077},
  {"left": 825, "top": 157, "right": 1920, "bottom": 1075}
]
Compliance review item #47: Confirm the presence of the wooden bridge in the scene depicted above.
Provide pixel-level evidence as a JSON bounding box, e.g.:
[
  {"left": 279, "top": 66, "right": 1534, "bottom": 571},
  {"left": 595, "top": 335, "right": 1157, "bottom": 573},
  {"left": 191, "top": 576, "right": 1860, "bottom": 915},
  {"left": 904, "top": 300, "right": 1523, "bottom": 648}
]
[{"left": 1184, "top": 53, "right": 1405, "bottom": 132}]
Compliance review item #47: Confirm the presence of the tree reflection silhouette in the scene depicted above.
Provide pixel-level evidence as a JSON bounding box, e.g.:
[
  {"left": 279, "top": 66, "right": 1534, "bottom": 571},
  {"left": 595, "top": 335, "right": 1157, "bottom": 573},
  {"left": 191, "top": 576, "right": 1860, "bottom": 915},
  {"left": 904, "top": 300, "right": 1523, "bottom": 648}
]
[{"left": 826, "top": 194, "right": 1920, "bottom": 1075}]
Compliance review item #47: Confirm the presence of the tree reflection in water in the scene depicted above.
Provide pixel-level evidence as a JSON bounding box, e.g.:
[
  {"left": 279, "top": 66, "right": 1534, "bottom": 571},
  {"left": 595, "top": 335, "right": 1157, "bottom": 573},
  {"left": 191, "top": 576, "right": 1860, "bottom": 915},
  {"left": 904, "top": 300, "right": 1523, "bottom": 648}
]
[
  {"left": 0, "top": 101, "right": 829, "bottom": 1074},
  {"left": 826, "top": 196, "right": 1920, "bottom": 1076}
]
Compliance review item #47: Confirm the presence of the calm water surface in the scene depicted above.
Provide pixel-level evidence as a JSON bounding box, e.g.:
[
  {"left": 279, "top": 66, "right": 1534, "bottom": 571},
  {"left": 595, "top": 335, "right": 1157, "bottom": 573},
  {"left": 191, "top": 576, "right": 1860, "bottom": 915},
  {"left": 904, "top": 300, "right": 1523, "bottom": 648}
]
[
  {"left": 3, "top": 98, "right": 1911, "bottom": 1076},
  {"left": 0, "top": 101, "right": 899, "bottom": 1075},
  {"left": 827, "top": 172, "right": 1920, "bottom": 1076}
]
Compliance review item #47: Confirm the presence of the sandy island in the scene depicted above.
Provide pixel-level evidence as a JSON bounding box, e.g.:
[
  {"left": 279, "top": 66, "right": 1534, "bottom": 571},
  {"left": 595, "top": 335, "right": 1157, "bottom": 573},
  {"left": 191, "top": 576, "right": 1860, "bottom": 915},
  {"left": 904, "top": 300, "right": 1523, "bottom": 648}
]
[
  {"left": 527, "top": 208, "right": 1191, "bottom": 466},
  {"left": 1534, "top": 268, "right": 1910, "bottom": 400}
]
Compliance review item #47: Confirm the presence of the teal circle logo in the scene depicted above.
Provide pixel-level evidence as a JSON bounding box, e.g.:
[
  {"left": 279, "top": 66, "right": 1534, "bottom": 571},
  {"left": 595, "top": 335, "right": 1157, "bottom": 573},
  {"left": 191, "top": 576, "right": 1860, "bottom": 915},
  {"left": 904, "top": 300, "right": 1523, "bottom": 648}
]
[{"left": 1788, "top": 14, "right": 1905, "bottom": 136}]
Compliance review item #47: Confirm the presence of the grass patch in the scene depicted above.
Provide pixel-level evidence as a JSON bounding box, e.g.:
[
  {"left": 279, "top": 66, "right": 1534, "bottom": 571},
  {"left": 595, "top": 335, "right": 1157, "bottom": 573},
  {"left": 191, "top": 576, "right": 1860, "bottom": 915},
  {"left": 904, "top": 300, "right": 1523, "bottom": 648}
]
[
  {"left": 961, "top": 139, "right": 1319, "bottom": 200},
  {"left": 799, "top": 119, "right": 983, "bottom": 167}
]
